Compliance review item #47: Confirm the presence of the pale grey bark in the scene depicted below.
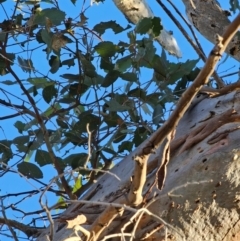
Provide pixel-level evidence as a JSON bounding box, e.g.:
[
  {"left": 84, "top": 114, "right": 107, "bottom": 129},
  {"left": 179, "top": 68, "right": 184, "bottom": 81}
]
[
  {"left": 183, "top": 0, "right": 240, "bottom": 61},
  {"left": 36, "top": 90, "right": 240, "bottom": 241}
]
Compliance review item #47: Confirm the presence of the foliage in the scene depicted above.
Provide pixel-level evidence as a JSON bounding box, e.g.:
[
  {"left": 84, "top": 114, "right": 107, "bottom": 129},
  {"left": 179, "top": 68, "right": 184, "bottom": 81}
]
[{"left": 0, "top": 1, "right": 199, "bottom": 178}]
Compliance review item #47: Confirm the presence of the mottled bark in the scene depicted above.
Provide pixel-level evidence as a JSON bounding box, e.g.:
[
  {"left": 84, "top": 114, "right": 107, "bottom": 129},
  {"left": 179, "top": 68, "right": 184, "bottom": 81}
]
[
  {"left": 183, "top": 0, "right": 240, "bottom": 61},
  {"left": 36, "top": 90, "right": 240, "bottom": 241}
]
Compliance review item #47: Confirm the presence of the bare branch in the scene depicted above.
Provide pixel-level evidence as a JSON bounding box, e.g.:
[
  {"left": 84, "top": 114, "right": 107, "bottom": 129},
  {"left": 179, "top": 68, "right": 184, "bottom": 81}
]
[{"left": 1, "top": 199, "right": 19, "bottom": 241}]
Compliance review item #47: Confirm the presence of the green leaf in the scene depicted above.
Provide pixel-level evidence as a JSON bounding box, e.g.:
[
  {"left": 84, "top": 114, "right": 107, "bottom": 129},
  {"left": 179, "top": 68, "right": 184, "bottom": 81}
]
[
  {"left": 0, "top": 140, "right": 12, "bottom": 162},
  {"left": 128, "top": 88, "right": 146, "bottom": 101},
  {"left": 161, "top": 49, "right": 168, "bottom": 66},
  {"left": 64, "top": 153, "right": 88, "bottom": 169},
  {"left": 151, "top": 54, "right": 167, "bottom": 80},
  {"left": 12, "top": 136, "right": 29, "bottom": 145},
  {"left": 119, "top": 72, "right": 138, "bottom": 82},
  {"left": 152, "top": 104, "right": 163, "bottom": 125},
  {"left": 100, "top": 57, "right": 114, "bottom": 71},
  {"left": 84, "top": 75, "right": 104, "bottom": 86},
  {"left": 42, "top": 84, "right": 57, "bottom": 103},
  {"left": 15, "top": 144, "right": 28, "bottom": 153},
  {"left": 135, "top": 17, "right": 162, "bottom": 36},
  {"left": 17, "top": 56, "right": 34, "bottom": 73},
  {"left": 95, "top": 41, "right": 120, "bottom": 57},
  {"left": 69, "top": 83, "right": 89, "bottom": 96},
  {"left": 49, "top": 130, "right": 62, "bottom": 145},
  {"left": 60, "top": 73, "right": 80, "bottom": 81},
  {"left": 102, "top": 70, "right": 120, "bottom": 87},
  {"left": 36, "top": 29, "right": 45, "bottom": 44},
  {"left": 168, "top": 59, "right": 199, "bottom": 84},
  {"left": 0, "top": 52, "right": 15, "bottom": 75},
  {"left": 0, "top": 32, "right": 6, "bottom": 42},
  {"left": 57, "top": 196, "right": 67, "bottom": 209},
  {"left": 35, "top": 149, "right": 53, "bottom": 166},
  {"left": 135, "top": 18, "right": 152, "bottom": 34},
  {"left": 73, "top": 113, "right": 101, "bottom": 133},
  {"left": 133, "top": 127, "right": 150, "bottom": 147},
  {"left": 102, "top": 147, "right": 117, "bottom": 155},
  {"left": 62, "top": 58, "right": 75, "bottom": 68},
  {"left": 118, "top": 141, "right": 133, "bottom": 153},
  {"left": 42, "top": 103, "right": 61, "bottom": 117},
  {"left": 64, "top": 131, "right": 88, "bottom": 146},
  {"left": 127, "top": 100, "right": 139, "bottom": 122},
  {"left": 0, "top": 80, "right": 17, "bottom": 85},
  {"left": 151, "top": 17, "right": 163, "bottom": 37},
  {"left": 72, "top": 177, "right": 82, "bottom": 193},
  {"left": 14, "top": 121, "right": 25, "bottom": 134},
  {"left": 80, "top": 57, "right": 97, "bottom": 77},
  {"left": 15, "top": 14, "right": 23, "bottom": 26},
  {"left": 28, "top": 77, "right": 49, "bottom": 87},
  {"left": 146, "top": 93, "right": 162, "bottom": 108},
  {"left": 56, "top": 118, "right": 69, "bottom": 129},
  {"left": 17, "top": 162, "right": 43, "bottom": 179},
  {"left": 113, "top": 124, "right": 127, "bottom": 143},
  {"left": 27, "top": 130, "right": 45, "bottom": 150},
  {"left": 141, "top": 103, "right": 151, "bottom": 115},
  {"left": 115, "top": 55, "right": 132, "bottom": 72},
  {"left": 103, "top": 113, "right": 122, "bottom": 127},
  {"left": 79, "top": 13, "right": 88, "bottom": 26},
  {"left": 230, "top": 0, "right": 240, "bottom": 13},
  {"left": 23, "top": 119, "right": 38, "bottom": 132},
  {"left": 41, "top": 29, "right": 54, "bottom": 55},
  {"left": 104, "top": 99, "right": 130, "bottom": 112},
  {"left": 174, "top": 67, "right": 200, "bottom": 95},
  {"left": 34, "top": 8, "right": 66, "bottom": 26},
  {"left": 93, "top": 20, "right": 131, "bottom": 35},
  {"left": 49, "top": 55, "right": 61, "bottom": 73},
  {"left": 24, "top": 150, "right": 34, "bottom": 162},
  {"left": 70, "top": 0, "right": 77, "bottom": 5}
]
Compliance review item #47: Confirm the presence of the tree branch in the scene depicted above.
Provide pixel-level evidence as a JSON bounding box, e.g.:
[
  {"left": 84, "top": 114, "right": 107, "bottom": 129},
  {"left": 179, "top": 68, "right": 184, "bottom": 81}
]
[
  {"left": 1, "top": 52, "right": 75, "bottom": 199},
  {"left": 0, "top": 216, "right": 42, "bottom": 238},
  {"left": 140, "top": 13, "right": 240, "bottom": 156}
]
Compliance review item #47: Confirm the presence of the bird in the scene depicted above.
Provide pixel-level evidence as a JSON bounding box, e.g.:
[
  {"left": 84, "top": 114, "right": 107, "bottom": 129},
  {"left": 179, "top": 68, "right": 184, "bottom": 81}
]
[{"left": 91, "top": 0, "right": 182, "bottom": 58}]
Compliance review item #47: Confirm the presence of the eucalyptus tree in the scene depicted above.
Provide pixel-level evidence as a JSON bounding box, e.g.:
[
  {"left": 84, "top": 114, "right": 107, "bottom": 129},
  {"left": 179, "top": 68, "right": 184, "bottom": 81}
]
[{"left": 0, "top": 1, "right": 239, "bottom": 241}]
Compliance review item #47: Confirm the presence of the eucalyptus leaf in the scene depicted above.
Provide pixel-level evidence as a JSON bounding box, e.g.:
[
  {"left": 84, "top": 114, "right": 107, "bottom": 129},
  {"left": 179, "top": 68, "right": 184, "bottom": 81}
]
[
  {"left": 95, "top": 41, "right": 120, "bottom": 58},
  {"left": 42, "top": 84, "right": 57, "bottom": 103},
  {"left": 34, "top": 8, "right": 66, "bottom": 26},
  {"left": 93, "top": 20, "right": 131, "bottom": 35},
  {"left": 17, "top": 162, "right": 43, "bottom": 179}
]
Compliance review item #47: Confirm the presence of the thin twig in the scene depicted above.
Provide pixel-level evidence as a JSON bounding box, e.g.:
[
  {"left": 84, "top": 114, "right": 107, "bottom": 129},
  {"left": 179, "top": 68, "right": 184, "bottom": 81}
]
[
  {"left": 84, "top": 123, "right": 92, "bottom": 168},
  {"left": 3, "top": 59, "right": 75, "bottom": 199},
  {"left": 1, "top": 198, "right": 19, "bottom": 241}
]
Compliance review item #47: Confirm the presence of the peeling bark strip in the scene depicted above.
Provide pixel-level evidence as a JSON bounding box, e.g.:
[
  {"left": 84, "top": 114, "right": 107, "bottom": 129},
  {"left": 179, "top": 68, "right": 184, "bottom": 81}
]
[
  {"left": 128, "top": 154, "right": 148, "bottom": 207},
  {"left": 177, "top": 109, "right": 240, "bottom": 154},
  {"left": 143, "top": 132, "right": 174, "bottom": 204},
  {"left": 156, "top": 131, "right": 173, "bottom": 190}
]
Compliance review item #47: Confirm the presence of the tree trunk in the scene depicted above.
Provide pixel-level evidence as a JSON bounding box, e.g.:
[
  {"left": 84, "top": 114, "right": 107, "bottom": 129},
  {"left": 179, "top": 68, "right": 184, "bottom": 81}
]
[{"left": 36, "top": 89, "right": 240, "bottom": 241}]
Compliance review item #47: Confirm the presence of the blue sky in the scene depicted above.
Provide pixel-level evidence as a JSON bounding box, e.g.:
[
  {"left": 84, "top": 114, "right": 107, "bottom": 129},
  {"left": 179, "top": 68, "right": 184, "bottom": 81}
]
[{"left": 0, "top": 0, "right": 239, "bottom": 240}]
